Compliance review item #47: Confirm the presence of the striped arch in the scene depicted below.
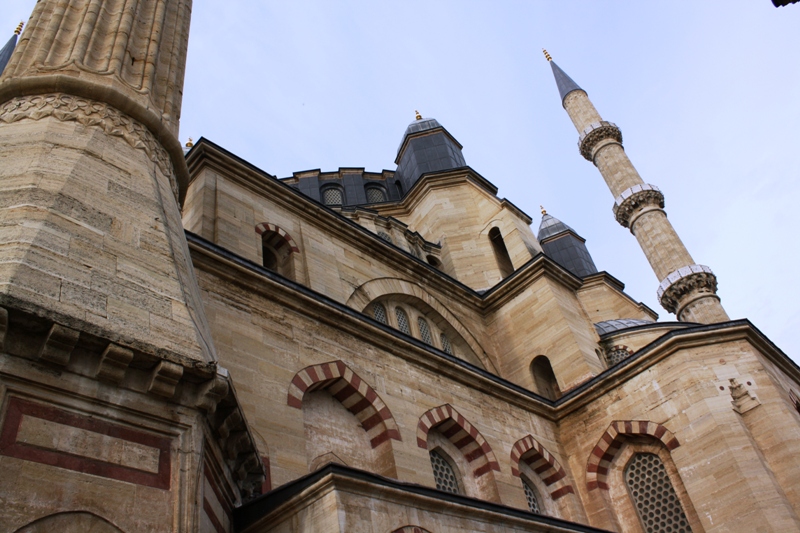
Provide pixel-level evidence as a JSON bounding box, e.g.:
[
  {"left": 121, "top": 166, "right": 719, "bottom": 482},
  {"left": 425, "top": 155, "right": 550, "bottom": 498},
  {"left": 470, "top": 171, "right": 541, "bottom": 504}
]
[
  {"left": 287, "top": 360, "right": 401, "bottom": 448},
  {"left": 510, "top": 435, "right": 575, "bottom": 500},
  {"left": 416, "top": 404, "right": 500, "bottom": 477},
  {"left": 391, "top": 527, "right": 433, "bottom": 533},
  {"left": 255, "top": 223, "right": 300, "bottom": 253},
  {"left": 586, "top": 420, "right": 680, "bottom": 491}
]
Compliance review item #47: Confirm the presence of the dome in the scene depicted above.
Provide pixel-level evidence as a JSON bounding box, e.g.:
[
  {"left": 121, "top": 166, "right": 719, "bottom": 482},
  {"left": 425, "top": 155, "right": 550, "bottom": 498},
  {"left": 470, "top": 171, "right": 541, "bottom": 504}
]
[{"left": 594, "top": 318, "right": 655, "bottom": 336}]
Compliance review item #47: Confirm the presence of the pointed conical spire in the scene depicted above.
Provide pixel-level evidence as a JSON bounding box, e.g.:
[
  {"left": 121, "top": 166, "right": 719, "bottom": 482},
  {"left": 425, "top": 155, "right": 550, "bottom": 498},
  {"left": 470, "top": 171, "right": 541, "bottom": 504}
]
[
  {"left": 0, "top": 22, "right": 22, "bottom": 76},
  {"left": 543, "top": 50, "right": 584, "bottom": 107},
  {"left": 537, "top": 210, "right": 598, "bottom": 278}
]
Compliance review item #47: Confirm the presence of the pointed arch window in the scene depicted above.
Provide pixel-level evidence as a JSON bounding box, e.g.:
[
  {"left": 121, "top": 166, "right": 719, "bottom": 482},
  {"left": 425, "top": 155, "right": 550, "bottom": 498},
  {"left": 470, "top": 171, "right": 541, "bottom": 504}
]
[
  {"left": 429, "top": 449, "right": 461, "bottom": 494},
  {"left": 395, "top": 307, "right": 410, "bottom": 335},
  {"left": 625, "top": 453, "right": 693, "bottom": 533},
  {"left": 372, "top": 304, "right": 387, "bottom": 324},
  {"left": 417, "top": 317, "right": 432, "bottom": 345},
  {"left": 522, "top": 477, "right": 541, "bottom": 514},
  {"left": 531, "top": 356, "right": 561, "bottom": 400},
  {"left": 440, "top": 334, "right": 453, "bottom": 355}
]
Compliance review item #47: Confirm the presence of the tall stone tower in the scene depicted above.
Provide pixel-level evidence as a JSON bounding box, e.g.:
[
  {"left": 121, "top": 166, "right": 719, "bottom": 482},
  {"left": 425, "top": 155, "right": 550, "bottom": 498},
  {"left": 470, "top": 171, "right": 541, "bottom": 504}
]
[
  {"left": 0, "top": 3, "right": 263, "bottom": 531},
  {"left": 545, "top": 51, "right": 729, "bottom": 324}
]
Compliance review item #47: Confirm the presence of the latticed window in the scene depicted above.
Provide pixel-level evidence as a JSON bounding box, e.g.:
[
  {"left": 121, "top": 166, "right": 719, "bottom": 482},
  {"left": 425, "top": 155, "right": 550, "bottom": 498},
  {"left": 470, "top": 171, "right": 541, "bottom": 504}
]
[
  {"left": 625, "top": 453, "right": 692, "bottom": 533},
  {"left": 366, "top": 187, "right": 386, "bottom": 203},
  {"left": 377, "top": 231, "right": 393, "bottom": 244},
  {"left": 440, "top": 334, "right": 453, "bottom": 355},
  {"left": 417, "top": 318, "right": 432, "bottom": 344},
  {"left": 522, "top": 478, "right": 541, "bottom": 514},
  {"left": 322, "top": 187, "right": 343, "bottom": 205},
  {"left": 395, "top": 307, "right": 410, "bottom": 335},
  {"left": 372, "top": 304, "right": 387, "bottom": 325},
  {"left": 606, "top": 348, "right": 632, "bottom": 367},
  {"left": 429, "top": 450, "right": 460, "bottom": 494}
]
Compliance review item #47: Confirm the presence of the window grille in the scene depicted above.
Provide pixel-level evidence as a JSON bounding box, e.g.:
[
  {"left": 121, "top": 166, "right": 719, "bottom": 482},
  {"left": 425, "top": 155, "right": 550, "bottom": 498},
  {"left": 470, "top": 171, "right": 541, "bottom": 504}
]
[
  {"left": 366, "top": 187, "right": 386, "bottom": 203},
  {"left": 522, "top": 478, "right": 541, "bottom": 513},
  {"left": 440, "top": 334, "right": 453, "bottom": 355},
  {"left": 323, "top": 187, "right": 343, "bottom": 205},
  {"left": 377, "top": 231, "right": 393, "bottom": 244},
  {"left": 429, "top": 450, "right": 460, "bottom": 494},
  {"left": 418, "top": 318, "right": 432, "bottom": 344},
  {"left": 625, "top": 453, "right": 692, "bottom": 533},
  {"left": 606, "top": 348, "right": 631, "bottom": 366},
  {"left": 395, "top": 307, "right": 410, "bottom": 335},
  {"left": 372, "top": 304, "right": 387, "bottom": 324}
]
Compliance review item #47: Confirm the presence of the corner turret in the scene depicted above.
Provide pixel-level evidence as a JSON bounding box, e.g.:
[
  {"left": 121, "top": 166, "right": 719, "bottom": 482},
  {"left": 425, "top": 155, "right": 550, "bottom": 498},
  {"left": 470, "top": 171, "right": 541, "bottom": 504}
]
[
  {"left": 537, "top": 208, "right": 598, "bottom": 278},
  {"left": 394, "top": 112, "right": 467, "bottom": 196}
]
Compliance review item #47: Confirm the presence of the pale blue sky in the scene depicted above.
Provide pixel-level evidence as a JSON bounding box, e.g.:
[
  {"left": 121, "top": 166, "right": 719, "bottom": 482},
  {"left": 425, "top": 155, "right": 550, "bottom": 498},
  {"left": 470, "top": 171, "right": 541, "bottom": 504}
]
[{"left": 3, "top": 1, "right": 799, "bottom": 362}]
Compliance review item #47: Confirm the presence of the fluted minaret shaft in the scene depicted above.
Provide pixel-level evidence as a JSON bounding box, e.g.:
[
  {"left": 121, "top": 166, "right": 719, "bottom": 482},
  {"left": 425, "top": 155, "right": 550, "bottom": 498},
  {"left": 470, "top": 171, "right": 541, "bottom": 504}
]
[{"left": 548, "top": 57, "right": 728, "bottom": 324}]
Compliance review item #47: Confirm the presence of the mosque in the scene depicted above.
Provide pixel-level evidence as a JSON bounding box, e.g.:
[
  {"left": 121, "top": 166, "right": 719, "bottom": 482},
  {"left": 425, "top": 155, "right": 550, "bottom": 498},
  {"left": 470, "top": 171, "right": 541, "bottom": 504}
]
[{"left": 1, "top": 3, "right": 799, "bottom": 533}]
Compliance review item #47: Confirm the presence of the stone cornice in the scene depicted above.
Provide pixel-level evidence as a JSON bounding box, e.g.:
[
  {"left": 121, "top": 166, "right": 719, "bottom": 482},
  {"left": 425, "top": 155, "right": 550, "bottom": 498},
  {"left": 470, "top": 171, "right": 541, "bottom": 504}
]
[
  {"left": 235, "top": 463, "right": 610, "bottom": 533},
  {"left": 0, "top": 75, "right": 190, "bottom": 205}
]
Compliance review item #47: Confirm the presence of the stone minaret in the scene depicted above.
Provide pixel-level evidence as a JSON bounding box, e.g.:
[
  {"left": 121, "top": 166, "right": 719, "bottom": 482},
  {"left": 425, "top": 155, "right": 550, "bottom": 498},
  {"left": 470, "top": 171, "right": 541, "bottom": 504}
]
[
  {"left": 544, "top": 50, "right": 729, "bottom": 324},
  {"left": 0, "top": 0, "right": 215, "bottom": 362}
]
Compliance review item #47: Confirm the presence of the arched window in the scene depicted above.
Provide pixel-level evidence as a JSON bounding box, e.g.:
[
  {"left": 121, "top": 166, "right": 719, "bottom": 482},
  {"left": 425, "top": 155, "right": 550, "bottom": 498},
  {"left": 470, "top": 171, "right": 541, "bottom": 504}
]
[
  {"left": 395, "top": 307, "right": 410, "bottom": 335},
  {"left": 417, "top": 317, "right": 432, "bottom": 344},
  {"left": 489, "top": 227, "right": 514, "bottom": 278},
  {"left": 366, "top": 186, "right": 387, "bottom": 203},
  {"left": 372, "top": 303, "right": 387, "bottom": 324},
  {"left": 522, "top": 476, "right": 542, "bottom": 514},
  {"left": 377, "top": 231, "right": 393, "bottom": 244},
  {"left": 429, "top": 449, "right": 462, "bottom": 495},
  {"left": 439, "top": 333, "right": 453, "bottom": 355},
  {"left": 426, "top": 255, "right": 441, "bottom": 269},
  {"left": 624, "top": 453, "right": 692, "bottom": 533},
  {"left": 395, "top": 180, "right": 404, "bottom": 197},
  {"left": 322, "top": 186, "right": 344, "bottom": 206},
  {"left": 531, "top": 356, "right": 561, "bottom": 400},
  {"left": 259, "top": 225, "right": 297, "bottom": 280}
]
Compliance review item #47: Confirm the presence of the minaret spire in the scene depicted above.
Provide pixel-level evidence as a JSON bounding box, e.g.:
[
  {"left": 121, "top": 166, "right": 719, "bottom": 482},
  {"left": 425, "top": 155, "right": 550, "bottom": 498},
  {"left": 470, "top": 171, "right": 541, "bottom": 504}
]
[
  {"left": 546, "top": 56, "right": 729, "bottom": 324},
  {"left": 0, "top": 22, "right": 22, "bottom": 76}
]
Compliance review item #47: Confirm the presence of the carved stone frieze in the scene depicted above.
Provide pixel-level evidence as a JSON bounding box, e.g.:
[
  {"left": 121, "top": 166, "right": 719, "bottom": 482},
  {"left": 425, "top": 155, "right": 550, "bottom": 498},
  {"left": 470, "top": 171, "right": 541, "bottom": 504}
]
[
  {"left": 0, "top": 94, "right": 179, "bottom": 202},
  {"left": 612, "top": 183, "right": 665, "bottom": 229},
  {"left": 578, "top": 121, "right": 622, "bottom": 161},
  {"left": 657, "top": 265, "right": 718, "bottom": 314}
]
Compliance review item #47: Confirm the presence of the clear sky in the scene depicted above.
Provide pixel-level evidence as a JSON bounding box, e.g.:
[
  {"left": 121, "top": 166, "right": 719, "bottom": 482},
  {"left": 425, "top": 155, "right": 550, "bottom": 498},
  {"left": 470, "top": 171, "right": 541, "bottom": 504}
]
[{"left": 2, "top": 1, "right": 799, "bottom": 363}]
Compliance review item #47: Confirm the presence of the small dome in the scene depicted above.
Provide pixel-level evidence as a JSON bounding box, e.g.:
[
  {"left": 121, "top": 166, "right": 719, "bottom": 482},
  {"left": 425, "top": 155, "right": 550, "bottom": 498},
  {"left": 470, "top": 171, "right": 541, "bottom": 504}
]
[
  {"left": 538, "top": 213, "right": 575, "bottom": 241},
  {"left": 594, "top": 318, "right": 655, "bottom": 336},
  {"left": 397, "top": 118, "right": 443, "bottom": 153}
]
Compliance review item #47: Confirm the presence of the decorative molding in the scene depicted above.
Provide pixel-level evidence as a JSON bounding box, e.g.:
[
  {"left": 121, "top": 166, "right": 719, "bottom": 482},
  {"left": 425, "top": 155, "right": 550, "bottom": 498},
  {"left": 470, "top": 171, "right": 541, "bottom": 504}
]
[
  {"left": 578, "top": 121, "right": 622, "bottom": 161},
  {"left": 416, "top": 404, "right": 500, "bottom": 477},
  {"left": 0, "top": 94, "right": 178, "bottom": 202},
  {"left": 586, "top": 420, "right": 679, "bottom": 491},
  {"left": 148, "top": 360, "right": 184, "bottom": 398},
  {"left": 196, "top": 369, "right": 230, "bottom": 413},
  {"left": 612, "top": 184, "right": 665, "bottom": 229},
  {"left": 96, "top": 343, "right": 135, "bottom": 384},
  {"left": 510, "top": 435, "right": 575, "bottom": 500},
  {"left": 657, "top": 265, "right": 718, "bottom": 314},
  {"left": 38, "top": 323, "right": 80, "bottom": 366}
]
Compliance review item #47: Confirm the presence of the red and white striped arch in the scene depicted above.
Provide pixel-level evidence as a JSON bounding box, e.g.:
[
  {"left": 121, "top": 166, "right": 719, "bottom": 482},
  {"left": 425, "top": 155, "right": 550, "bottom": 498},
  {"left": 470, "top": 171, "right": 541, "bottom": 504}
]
[
  {"left": 255, "top": 223, "right": 300, "bottom": 254},
  {"left": 587, "top": 420, "right": 680, "bottom": 491},
  {"left": 416, "top": 404, "right": 500, "bottom": 478},
  {"left": 510, "top": 435, "right": 574, "bottom": 500},
  {"left": 287, "top": 360, "right": 401, "bottom": 448},
  {"left": 391, "top": 527, "right": 433, "bottom": 533}
]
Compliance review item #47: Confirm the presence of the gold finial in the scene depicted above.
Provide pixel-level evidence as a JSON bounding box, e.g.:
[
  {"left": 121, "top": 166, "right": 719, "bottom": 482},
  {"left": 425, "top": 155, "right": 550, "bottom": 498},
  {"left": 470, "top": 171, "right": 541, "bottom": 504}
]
[
  {"left": 542, "top": 49, "right": 552, "bottom": 62},
  {"left": 14, "top": 22, "right": 24, "bottom": 35},
  {"left": 540, "top": 205, "right": 547, "bottom": 215},
  {"left": 185, "top": 138, "right": 194, "bottom": 148},
  {"left": 414, "top": 110, "right": 422, "bottom": 121}
]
